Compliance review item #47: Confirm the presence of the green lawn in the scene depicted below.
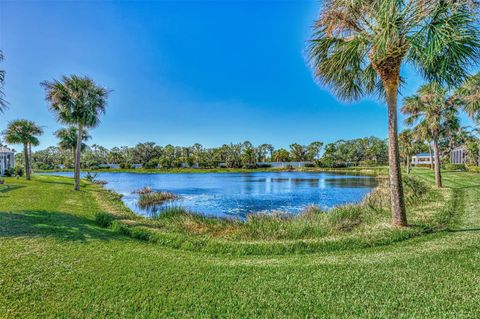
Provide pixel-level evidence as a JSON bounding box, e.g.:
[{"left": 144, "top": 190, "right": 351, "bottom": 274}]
[{"left": 1, "top": 170, "right": 479, "bottom": 318}]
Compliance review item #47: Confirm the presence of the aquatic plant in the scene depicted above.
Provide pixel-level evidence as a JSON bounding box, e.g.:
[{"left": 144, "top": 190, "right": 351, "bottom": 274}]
[{"left": 137, "top": 191, "right": 180, "bottom": 209}]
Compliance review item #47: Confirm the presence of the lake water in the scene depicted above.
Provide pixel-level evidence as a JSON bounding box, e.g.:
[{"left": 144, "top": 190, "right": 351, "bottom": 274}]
[{"left": 45, "top": 172, "right": 377, "bottom": 218}]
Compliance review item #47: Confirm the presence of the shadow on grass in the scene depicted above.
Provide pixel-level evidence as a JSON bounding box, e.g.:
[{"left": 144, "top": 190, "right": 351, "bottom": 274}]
[
  {"left": 448, "top": 228, "right": 480, "bottom": 233},
  {"left": 0, "top": 184, "right": 25, "bottom": 194},
  {"left": 0, "top": 210, "right": 123, "bottom": 242}
]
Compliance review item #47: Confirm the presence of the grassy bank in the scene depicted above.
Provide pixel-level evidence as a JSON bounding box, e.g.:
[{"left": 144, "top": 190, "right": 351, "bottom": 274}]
[
  {"left": 90, "top": 171, "right": 457, "bottom": 255},
  {"left": 1, "top": 170, "right": 480, "bottom": 317}
]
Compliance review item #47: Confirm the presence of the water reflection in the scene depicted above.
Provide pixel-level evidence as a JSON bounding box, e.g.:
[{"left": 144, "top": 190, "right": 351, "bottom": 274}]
[{"left": 44, "top": 171, "right": 377, "bottom": 218}]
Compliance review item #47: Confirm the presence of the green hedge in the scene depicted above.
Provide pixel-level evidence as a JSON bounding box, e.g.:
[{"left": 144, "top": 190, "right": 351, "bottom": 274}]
[
  {"left": 467, "top": 165, "right": 480, "bottom": 173},
  {"left": 444, "top": 163, "right": 466, "bottom": 171}
]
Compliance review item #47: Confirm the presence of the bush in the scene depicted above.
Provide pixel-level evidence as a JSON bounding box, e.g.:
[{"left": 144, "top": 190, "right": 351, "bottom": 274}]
[
  {"left": 119, "top": 162, "right": 132, "bottom": 169},
  {"left": 444, "top": 163, "right": 466, "bottom": 171},
  {"left": 359, "top": 160, "right": 378, "bottom": 167},
  {"left": 257, "top": 163, "right": 272, "bottom": 168},
  {"left": 3, "top": 168, "right": 14, "bottom": 177},
  {"left": 95, "top": 212, "right": 114, "bottom": 228},
  {"left": 466, "top": 165, "right": 480, "bottom": 173},
  {"left": 403, "top": 175, "right": 428, "bottom": 203},
  {"left": 35, "top": 163, "right": 54, "bottom": 170},
  {"left": 143, "top": 161, "right": 159, "bottom": 169},
  {"left": 14, "top": 166, "right": 24, "bottom": 177},
  {"left": 303, "top": 163, "right": 316, "bottom": 168}
]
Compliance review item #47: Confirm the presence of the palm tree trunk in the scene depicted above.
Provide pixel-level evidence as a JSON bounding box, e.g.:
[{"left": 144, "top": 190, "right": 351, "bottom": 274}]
[
  {"left": 28, "top": 143, "right": 32, "bottom": 174},
  {"left": 385, "top": 82, "right": 407, "bottom": 227},
  {"left": 406, "top": 155, "right": 411, "bottom": 174},
  {"left": 428, "top": 143, "right": 434, "bottom": 169},
  {"left": 74, "top": 124, "right": 83, "bottom": 191},
  {"left": 433, "top": 138, "right": 442, "bottom": 188},
  {"left": 72, "top": 147, "right": 76, "bottom": 170},
  {"left": 24, "top": 143, "right": 30, "bottom": 180}
]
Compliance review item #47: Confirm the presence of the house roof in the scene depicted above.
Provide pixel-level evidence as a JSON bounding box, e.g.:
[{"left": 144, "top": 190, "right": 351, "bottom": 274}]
[
  {"left": 0, "top": 146, "right": 14, "bottom": 154},
  {"left": 413, "top": 153, "right": 430, "bottom": 157}
]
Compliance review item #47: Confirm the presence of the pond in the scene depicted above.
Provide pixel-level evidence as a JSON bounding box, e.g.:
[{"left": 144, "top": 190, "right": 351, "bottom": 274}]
[{"left": 45, "top": 171, "right": 377, "bottom": 219}]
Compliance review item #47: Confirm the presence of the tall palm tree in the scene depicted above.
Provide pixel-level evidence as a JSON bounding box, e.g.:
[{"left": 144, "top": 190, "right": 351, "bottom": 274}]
[
  {"left": 402, "top": 82, "right": 459, "bottom": 188},
  {"left": 308, "top": 0, "right": 479, "bottom": 226},
  {"left": 42, "top": 75, "right": 109, "bottom": 190},
  {"left": 2, "top": 119, "right": 43, "bottom": 180},
  {"left": 54, "top": 127, "right": 90, "bottom": 166},
  {"left": 0, "top": 50, "right": 8, "bottom": 113}
]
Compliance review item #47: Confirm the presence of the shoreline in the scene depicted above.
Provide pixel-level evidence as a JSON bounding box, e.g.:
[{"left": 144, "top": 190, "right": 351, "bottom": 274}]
[{"left": 35, "top": 166, "right": 390, "bottom": 177}]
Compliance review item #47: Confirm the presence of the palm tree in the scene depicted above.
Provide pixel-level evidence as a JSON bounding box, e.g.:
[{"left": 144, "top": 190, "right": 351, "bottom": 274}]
[
  {"left": 54, "top": 127, "right": 90, "bottom": 166},
  {"left": 308, "top": 0, "right": 479, "bottom": 226},
  {"left": 42, "top": 75, "right": 109, "bottom": 190},
  {"left": 456, "top": 72, "right": 480, "bottom": 122},
  {"left": 402, "top": 82, "right": 459, "bottom": 188},
  {"left": 2, "top": 119, "right": 43, "bottom": 180},
  {"left": 398, "top": 129, "right": 417, "bottom": 174},
  {"left": 0, "top": 50, "right": 8, "bottom": 113}
]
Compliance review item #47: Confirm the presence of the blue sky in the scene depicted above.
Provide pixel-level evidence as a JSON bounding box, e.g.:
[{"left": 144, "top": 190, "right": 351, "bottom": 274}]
[{"left": 0, "top": 0, "right": 474, "bottom": 150}]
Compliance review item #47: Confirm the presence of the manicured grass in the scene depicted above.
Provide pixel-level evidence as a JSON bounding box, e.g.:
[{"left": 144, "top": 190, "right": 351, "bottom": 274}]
[{"left": 1, "top": 170, "right": 480, "bottom": 317}]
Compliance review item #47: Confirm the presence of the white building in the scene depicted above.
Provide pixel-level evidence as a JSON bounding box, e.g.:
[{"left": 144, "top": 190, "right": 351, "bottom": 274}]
[
  {"left": 0, "top": 146, "right": 15, "bottom": 175},
  {"left": 412, "top": 153, "right": 433, "bottom": 166},
  {"left": 450, "top": 145, "right": 479, "bottom": 165},
  {"left": 450, "top": 146, "right": 466, "bottom": 164}
]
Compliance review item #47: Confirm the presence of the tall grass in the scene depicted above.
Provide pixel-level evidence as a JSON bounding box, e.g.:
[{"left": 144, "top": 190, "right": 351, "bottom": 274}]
[{"left": 94, "top": 174, "right": 457, "bottom": 255}]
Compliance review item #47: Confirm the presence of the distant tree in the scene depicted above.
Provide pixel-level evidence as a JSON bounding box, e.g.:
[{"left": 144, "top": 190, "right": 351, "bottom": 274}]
[
  {"left": 289, "top": 143, "right": 307, "bottom": 162},
  {"left": 192, "top": 143, "right": 203, "bottom": 167},
  {"left": 42, "top": 75, "right": 109, "bottom": 190},
  {"left": 308, "top": 0, "right": 480, "bottom": 226},
  {"left": 272, "top": 148, "right": 290, "bottom": 162},
  {"left": 399, "top": 129, "right": 420, "bottom": 174},
  {"left": 108, "top": 147, "right": 126, "bottom": 164},
  {"left": 55, "top": 127, "right": 90, "bottom": 166},
  {"left": 257, "top": 144, "right": 274, "bottom": 162},
  {"left": 3, "top": 119, "right": 43, "bottom": 180},
  {"left": 306, "top": 141, "right": 323, "bottom": 161},
  {"left": 241, "top": 141, "right": 257, "bottom": 167},
  {"left": 402, "top": 82, "right": 459, "bottom": 187},
  {"left": 132, "top": 142, "right": 162, "bottom": 165}
]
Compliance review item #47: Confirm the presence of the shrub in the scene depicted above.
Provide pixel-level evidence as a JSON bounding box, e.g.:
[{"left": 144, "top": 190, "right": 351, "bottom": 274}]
[
  {"left": 402, "top": 175, "right": 428, "bottom": 204},
  {"left": 85, "top": 171, "right": 99, "bottom": 183},
  {"left": 111, "top": 220, "right": 131, "bottom": 236},
  {"left": 359, "top": 160, "right": 378, "bottom": 167},
  {"left": 35, "top": 163, "right": 54, "bottom": 170},
  {"left": 119, "top": 162, "right": 132, "bottom": 169},
  {"left": 14, "top": 166, "right": 24, "bottom": 177},
  {"left": 95, "top": 212, "right": 114, "bottom": 228},
  {"left": 466, "top": 165, "right": 480, "bottom": 173},
  {"left": 143, "top": 161, "right": 159, "bottom": 169},
  {"left": 3, "top": 168, "right": 14, "bottom": 177},
  {"left": 444, "top": 163, "right": 466, "bottom": 171},
  {"left": 257, "top": 163, "right": 272, "bottom": 168},
  {"left": 303, "top": 163, "right": 316, "bottom": 168}
]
